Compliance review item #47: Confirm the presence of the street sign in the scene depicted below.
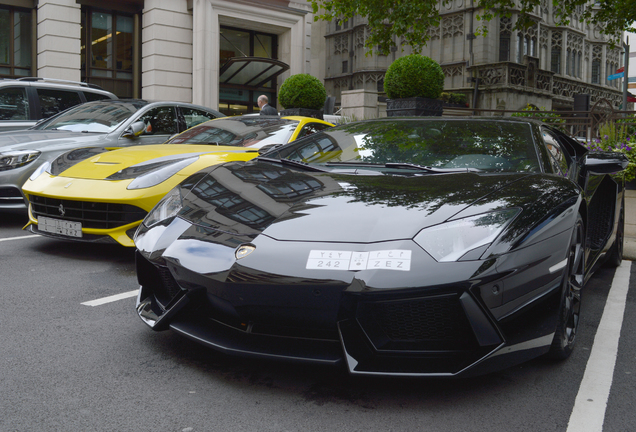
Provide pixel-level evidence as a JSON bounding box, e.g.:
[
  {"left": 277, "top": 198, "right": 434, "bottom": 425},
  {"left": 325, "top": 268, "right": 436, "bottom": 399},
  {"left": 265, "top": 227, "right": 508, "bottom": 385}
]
[
  {"left": 608, "top": 71, "right": 625, "bottom": 81},
  {"left": 617, "top": 66, "right": 625, "bottom": 73}
]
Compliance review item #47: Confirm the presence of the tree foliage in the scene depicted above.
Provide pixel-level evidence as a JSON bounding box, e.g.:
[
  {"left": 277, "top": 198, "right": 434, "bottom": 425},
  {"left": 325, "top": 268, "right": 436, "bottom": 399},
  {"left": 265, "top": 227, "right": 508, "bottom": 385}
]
[{"left": 310, "top": 0, "right": 635, "bottom": 55}]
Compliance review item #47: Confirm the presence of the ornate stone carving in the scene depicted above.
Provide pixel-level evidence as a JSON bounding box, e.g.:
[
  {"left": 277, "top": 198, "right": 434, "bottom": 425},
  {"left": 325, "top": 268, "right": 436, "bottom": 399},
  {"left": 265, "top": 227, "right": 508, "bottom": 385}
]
[
  {"left": 551, "top": 30, "right": 562, "bottom": 50},
  {"left": 607, "top": 47, "right": 620, "bottom": 64},
  {"left": 334, "top": 34, "right": 348, "bottom": 55},
  {"left": 540, "top": 27, "right": 549, "bottom": 49},
  {"left": 428, "top": 25, "right": 441, "bottom": 41},
  {"left": 355, "top": 26, "right": 367, "bottom": 49},
  {"left": 442, "top": 65, "right": 464, "bottom": 77},
  {"left": 568, "top": 33, "right": 583, "bottom": 52},
  {"left": 442, "top": 14, "right": 464, "bottom": 39},
  {"left": 500, "top": 17, "right": 512, "bottom": 35},
  {"left": 477, "top": 65, "right": 506, "bottom": 86},
  {"left": 354, "top": 72, "right": 385, "bottom": 86}
]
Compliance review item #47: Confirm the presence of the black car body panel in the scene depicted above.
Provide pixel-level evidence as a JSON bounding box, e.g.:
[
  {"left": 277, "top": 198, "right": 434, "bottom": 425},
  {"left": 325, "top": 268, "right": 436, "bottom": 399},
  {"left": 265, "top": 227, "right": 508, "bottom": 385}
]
[{"left": 134, "top": 117, "right": 627, "bottom": 377}]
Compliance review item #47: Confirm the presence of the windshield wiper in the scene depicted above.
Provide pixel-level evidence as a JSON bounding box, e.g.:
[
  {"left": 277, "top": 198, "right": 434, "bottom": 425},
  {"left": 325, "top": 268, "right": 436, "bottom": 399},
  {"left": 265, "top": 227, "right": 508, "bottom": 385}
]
[
  {"left": 257, "top": 157, "right": 329, "bottom": 172},
  {"left": 384, "top": 162, "right": 481, "bottom": 173}
]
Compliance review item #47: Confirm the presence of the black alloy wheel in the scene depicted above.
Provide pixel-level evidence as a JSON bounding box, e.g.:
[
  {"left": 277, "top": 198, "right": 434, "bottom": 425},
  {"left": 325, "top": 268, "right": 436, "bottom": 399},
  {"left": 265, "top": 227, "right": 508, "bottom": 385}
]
[{"left": 548, "top": 214, "right": 584, "bottom": 360}]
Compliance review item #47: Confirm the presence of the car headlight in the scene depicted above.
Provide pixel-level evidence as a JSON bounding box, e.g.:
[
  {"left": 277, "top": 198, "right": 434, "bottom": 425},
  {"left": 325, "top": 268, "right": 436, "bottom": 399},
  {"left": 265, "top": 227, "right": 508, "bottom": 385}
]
[
  {"left": 29, "top": 161, "right": 52, "bottom": 181},
  {"left": 123, "top": 156, "right": 199, "bottom": 190},
  {"left": 143, "top": 187, "right": 183, "bottom": 228},
  {"left": 0, "top": 150, "right": 41, "bottom": 171},
  {"left": 414, "top": 208, "right": 519, "bottom": 262}
]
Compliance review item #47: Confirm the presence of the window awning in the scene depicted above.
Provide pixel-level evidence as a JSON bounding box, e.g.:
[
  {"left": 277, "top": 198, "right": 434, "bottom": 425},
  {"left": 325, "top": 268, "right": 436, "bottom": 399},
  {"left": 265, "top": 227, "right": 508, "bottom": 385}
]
[{"left": 219, "top": 57, "right": 289, "bottom": 89}]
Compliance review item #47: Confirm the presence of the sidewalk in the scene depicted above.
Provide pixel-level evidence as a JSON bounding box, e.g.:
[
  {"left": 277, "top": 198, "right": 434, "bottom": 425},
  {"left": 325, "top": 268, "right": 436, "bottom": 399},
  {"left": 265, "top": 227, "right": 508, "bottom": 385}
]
[{"left": 625, "top": 189, "right": 636, "bottom": 260}]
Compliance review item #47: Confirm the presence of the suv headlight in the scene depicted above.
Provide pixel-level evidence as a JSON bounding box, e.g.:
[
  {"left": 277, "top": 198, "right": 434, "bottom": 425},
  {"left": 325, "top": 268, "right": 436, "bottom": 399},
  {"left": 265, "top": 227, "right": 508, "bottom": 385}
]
[
  {"left": 0, "top": 150, "right": 41, "bottom": 171},
  {"left": 414, "top": 209, "right": 519, "bottom": 262},
  {"left": 143, "top": 187, "right": 183, "bottom": 228}
]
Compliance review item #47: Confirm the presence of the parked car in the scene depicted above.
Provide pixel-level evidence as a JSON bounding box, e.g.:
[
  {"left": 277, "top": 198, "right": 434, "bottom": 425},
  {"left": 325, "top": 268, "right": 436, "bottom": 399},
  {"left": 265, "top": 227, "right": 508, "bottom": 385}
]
[
  {"left": 0, "top": 77, "right": 117, "bottom": 131},
  {"left": 134, "top": 117, "right": 627, "bottom": 377},
  {"left": 0, "top": 99, "right": 224, "bottom": 212},
  {"left": 21, "top": 115, "right": 334, "bottom": 246}
]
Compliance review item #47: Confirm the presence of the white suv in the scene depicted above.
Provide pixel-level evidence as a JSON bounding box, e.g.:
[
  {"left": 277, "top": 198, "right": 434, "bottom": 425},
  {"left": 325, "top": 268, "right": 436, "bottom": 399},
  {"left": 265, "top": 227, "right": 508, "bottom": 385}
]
[{"left": 0, "top": 77, "right": 117, "bottom": 131}]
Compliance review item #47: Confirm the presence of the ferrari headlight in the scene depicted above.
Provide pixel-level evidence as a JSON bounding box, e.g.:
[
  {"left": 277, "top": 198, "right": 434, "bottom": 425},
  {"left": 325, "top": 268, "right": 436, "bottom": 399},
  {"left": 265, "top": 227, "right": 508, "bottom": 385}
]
[
  {"left": 0, "top": 150, "right": 40, "bottom": 171},
  {"left": 125, "top": 156, "right": 199, "bottom": 190},
  {"left": 143, "top": 187, "right": 183, "bottom": 228},
  {"left": 414, "top": 209, "right": 519, "bottom": 262},
  {"left": 29, "top": 161, "right": 52, "bottom": 181}
]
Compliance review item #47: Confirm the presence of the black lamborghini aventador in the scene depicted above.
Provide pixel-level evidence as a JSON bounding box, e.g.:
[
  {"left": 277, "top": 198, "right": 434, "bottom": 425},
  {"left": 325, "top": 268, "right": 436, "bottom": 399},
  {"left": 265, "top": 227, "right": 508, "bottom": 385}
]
[{"left": 134, "top": 117, "right": 628, "bottom": 377}]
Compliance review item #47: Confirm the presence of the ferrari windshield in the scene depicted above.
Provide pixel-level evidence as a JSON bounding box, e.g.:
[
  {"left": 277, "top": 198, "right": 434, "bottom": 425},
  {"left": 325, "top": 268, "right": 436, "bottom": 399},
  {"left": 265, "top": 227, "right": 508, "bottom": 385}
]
[
  {"left": 167, "top": 117, "right": 299, "bottom": 148},
  {"left": 266, "top": 118, "right": 541, "bottom": 173},
  {"left": 32, "top": 100, "right": 148, "bottom": 133}
]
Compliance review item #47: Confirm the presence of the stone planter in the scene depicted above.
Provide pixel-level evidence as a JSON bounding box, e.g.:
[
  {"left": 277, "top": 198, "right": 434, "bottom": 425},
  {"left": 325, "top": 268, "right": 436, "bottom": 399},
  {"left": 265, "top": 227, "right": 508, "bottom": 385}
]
[
  {"left": 279, "top": 108, "right": 324, "bottom": 120},
  {"left": 386, "top": 97, "right": 443, "bottom": 117}
]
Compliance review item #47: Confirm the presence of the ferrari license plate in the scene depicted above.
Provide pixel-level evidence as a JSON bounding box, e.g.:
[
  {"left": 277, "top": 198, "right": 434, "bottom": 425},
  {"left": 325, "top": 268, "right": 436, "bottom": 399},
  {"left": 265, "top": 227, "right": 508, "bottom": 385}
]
[{"left": 38, "top": 216, "right": 82, "bottom": 238}]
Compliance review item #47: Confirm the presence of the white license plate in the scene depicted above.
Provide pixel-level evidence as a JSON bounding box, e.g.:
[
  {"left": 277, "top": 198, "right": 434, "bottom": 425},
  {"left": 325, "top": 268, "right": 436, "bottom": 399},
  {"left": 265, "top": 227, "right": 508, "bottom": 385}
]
[{"left": 38, "top": 216, "right": 82, "bottom": 238}]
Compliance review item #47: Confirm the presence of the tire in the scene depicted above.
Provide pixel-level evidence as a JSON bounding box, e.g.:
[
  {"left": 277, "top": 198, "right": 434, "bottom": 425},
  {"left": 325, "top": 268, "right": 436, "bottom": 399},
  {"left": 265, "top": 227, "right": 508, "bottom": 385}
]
[
  {"left": 605, "top": 200, "right": 624, "bottom": 268},
  {"left": 547, "top": 214, "right": 584, "bottom": 360}
]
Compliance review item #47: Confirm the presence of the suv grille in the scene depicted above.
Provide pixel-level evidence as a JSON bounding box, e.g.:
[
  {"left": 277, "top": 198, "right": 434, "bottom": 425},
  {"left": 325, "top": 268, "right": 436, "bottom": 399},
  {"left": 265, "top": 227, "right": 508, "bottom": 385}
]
[
  {"left": 30, "top": 195, "right": 147, "bottom": 229},
  {"left": 0, "top": 187, "right": 24, "bottom": 205}
]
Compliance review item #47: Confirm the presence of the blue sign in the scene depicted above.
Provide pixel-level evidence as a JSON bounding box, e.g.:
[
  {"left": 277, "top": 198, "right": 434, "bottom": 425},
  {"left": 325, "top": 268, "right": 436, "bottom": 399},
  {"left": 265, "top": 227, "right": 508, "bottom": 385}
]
[{"left": 608, "top": 72, "right": 625, "bottom": 81}]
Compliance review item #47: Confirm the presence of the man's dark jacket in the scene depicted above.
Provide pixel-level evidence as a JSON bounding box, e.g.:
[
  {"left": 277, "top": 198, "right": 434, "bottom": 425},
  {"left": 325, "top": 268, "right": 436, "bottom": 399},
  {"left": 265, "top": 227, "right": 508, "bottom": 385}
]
[{"left": 260, "top": 104, "right": 278, "bottom": 115}]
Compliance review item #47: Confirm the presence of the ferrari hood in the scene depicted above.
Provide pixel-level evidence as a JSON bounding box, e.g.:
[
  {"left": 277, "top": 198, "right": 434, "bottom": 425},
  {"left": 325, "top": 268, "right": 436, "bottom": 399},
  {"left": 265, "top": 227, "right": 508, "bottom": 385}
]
[
  {"left": 179, "top": 161, "right": 531, "bottom": 243},
  {"left": 57, "top": 144, "right": 257, "bottom": 179}
]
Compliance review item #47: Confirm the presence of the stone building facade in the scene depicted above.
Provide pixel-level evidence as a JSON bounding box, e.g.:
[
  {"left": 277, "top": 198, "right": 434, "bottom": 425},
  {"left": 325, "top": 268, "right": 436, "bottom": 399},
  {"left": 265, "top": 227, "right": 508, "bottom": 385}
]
[
  {"left": 313, "top": 1, "right": 626, "bottom": 114},
  {"left": 0, "top": 0, "right": 313, "bottom": 115},
  {"left": 1, "top": 0, "right": 626, "bottom": 115}
]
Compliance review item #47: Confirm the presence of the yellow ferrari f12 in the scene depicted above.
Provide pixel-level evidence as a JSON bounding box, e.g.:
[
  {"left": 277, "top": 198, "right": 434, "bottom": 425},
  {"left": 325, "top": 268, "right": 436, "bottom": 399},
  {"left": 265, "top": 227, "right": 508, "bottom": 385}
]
[{"left": 22, "top": 116, "right": 333, "bottom": 246}]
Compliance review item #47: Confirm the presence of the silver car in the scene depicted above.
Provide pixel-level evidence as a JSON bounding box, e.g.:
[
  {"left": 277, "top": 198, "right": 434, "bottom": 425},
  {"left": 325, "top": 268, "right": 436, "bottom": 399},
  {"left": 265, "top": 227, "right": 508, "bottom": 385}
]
[{"left": 0, "top": 99, "right": 224, "bottom": 212}]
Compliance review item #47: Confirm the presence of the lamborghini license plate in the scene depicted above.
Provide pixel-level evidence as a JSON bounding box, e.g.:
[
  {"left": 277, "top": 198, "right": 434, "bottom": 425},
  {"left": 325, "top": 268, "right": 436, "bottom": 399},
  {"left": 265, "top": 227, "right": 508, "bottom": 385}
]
[{"left": 38, "top": 216, "right": 82, "bottom": 238}]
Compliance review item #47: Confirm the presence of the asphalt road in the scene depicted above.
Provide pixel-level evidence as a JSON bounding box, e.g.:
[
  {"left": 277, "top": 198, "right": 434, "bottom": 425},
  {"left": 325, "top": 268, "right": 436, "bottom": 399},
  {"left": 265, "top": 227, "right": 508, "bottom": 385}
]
[{"left": 1, "top": 211, "right": 634, "bottom": 432}]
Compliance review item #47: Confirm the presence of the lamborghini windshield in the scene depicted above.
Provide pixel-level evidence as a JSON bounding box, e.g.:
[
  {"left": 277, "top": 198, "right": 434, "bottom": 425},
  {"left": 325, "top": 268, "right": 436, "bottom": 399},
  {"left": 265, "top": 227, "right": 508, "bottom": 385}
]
[{"left": 264, "top": 118, "right": 541, "bottom": 173}]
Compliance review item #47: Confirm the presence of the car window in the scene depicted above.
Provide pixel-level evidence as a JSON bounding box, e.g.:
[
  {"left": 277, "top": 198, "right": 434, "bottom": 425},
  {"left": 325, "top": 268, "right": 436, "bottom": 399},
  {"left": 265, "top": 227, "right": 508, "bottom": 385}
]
[
  {"left": 0, "top": 87, "right": 29, "bottom": 120},
  {"left": 181, "top": 107, "right": 219, "bottom": 129},
  {"left": 37, "top": 88, "right": 83, "bottom": 119},
  {"left": 296, "top": 122, "right": 332, "bottom": 139},
  {"left": 35, "top": 101, "right": 142, "bottom": 132},
  {"left": 542, "top": 128, "right": 569, "bottom": 176},
  {"left": 167, "top": 118, "right": 299, "bottom": 148},
  {"left": 83, "top": 91, "right": 114, "bottom": 102},
  {"left": 139, "top": 106, "right": 178, "bottom": 135}
]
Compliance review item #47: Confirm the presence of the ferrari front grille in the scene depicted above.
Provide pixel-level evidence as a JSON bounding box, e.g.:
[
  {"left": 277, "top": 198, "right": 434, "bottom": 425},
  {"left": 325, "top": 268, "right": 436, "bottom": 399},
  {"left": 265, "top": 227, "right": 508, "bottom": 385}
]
[{"left": 29, "top": 195, "right": 147, "bottom": 229}]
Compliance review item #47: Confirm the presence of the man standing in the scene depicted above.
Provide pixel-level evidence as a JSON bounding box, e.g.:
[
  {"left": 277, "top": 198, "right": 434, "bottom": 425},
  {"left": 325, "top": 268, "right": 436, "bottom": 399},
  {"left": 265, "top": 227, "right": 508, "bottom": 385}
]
[{"left": 258, "top": 95, "right": 278, "bottom": 115}]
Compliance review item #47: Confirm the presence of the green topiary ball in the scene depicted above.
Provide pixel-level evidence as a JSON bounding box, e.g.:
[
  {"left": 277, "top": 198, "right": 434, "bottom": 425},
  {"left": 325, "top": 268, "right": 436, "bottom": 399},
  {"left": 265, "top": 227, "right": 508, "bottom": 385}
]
[
  {"left": 384, "top": 55, "right": 445, "bottom": 100},
  {"left": 278, "top": 74, "right": 327, "bottom": 110}
]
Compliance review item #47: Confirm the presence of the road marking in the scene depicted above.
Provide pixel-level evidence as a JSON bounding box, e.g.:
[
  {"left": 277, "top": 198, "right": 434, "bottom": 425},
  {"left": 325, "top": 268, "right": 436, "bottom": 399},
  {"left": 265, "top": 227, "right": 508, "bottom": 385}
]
[
  {"left": 82, "top": 289, "right": 138, "bottom": 307},
  {"left": 566, "top": 260, "right": 631, "bottom": 432},
  {"left": 0, "top": 235, "right": 40, "bottom": 242}
]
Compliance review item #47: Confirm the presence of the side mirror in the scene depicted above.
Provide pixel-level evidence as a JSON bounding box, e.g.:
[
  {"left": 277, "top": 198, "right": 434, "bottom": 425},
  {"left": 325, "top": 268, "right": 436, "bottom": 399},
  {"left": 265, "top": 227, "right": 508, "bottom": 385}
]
[
  {"left": 122, "top": 121, "right": 146, "bottom": 138},
  {"left": 583, "top": 151, "right": 629, "bottom": 175}
]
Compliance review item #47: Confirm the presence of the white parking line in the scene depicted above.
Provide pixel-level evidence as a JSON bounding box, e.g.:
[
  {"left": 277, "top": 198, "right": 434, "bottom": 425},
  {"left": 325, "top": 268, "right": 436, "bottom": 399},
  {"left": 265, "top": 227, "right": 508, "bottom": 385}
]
[
  {"left": 81, "top": 289, "right": 138, "bottom": 307},
  {"left": 0, "top": 235, "right": 40, "bottom": 242},
  {"left": 566, "top": 260, "right": 631, "bottom": 432}
]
